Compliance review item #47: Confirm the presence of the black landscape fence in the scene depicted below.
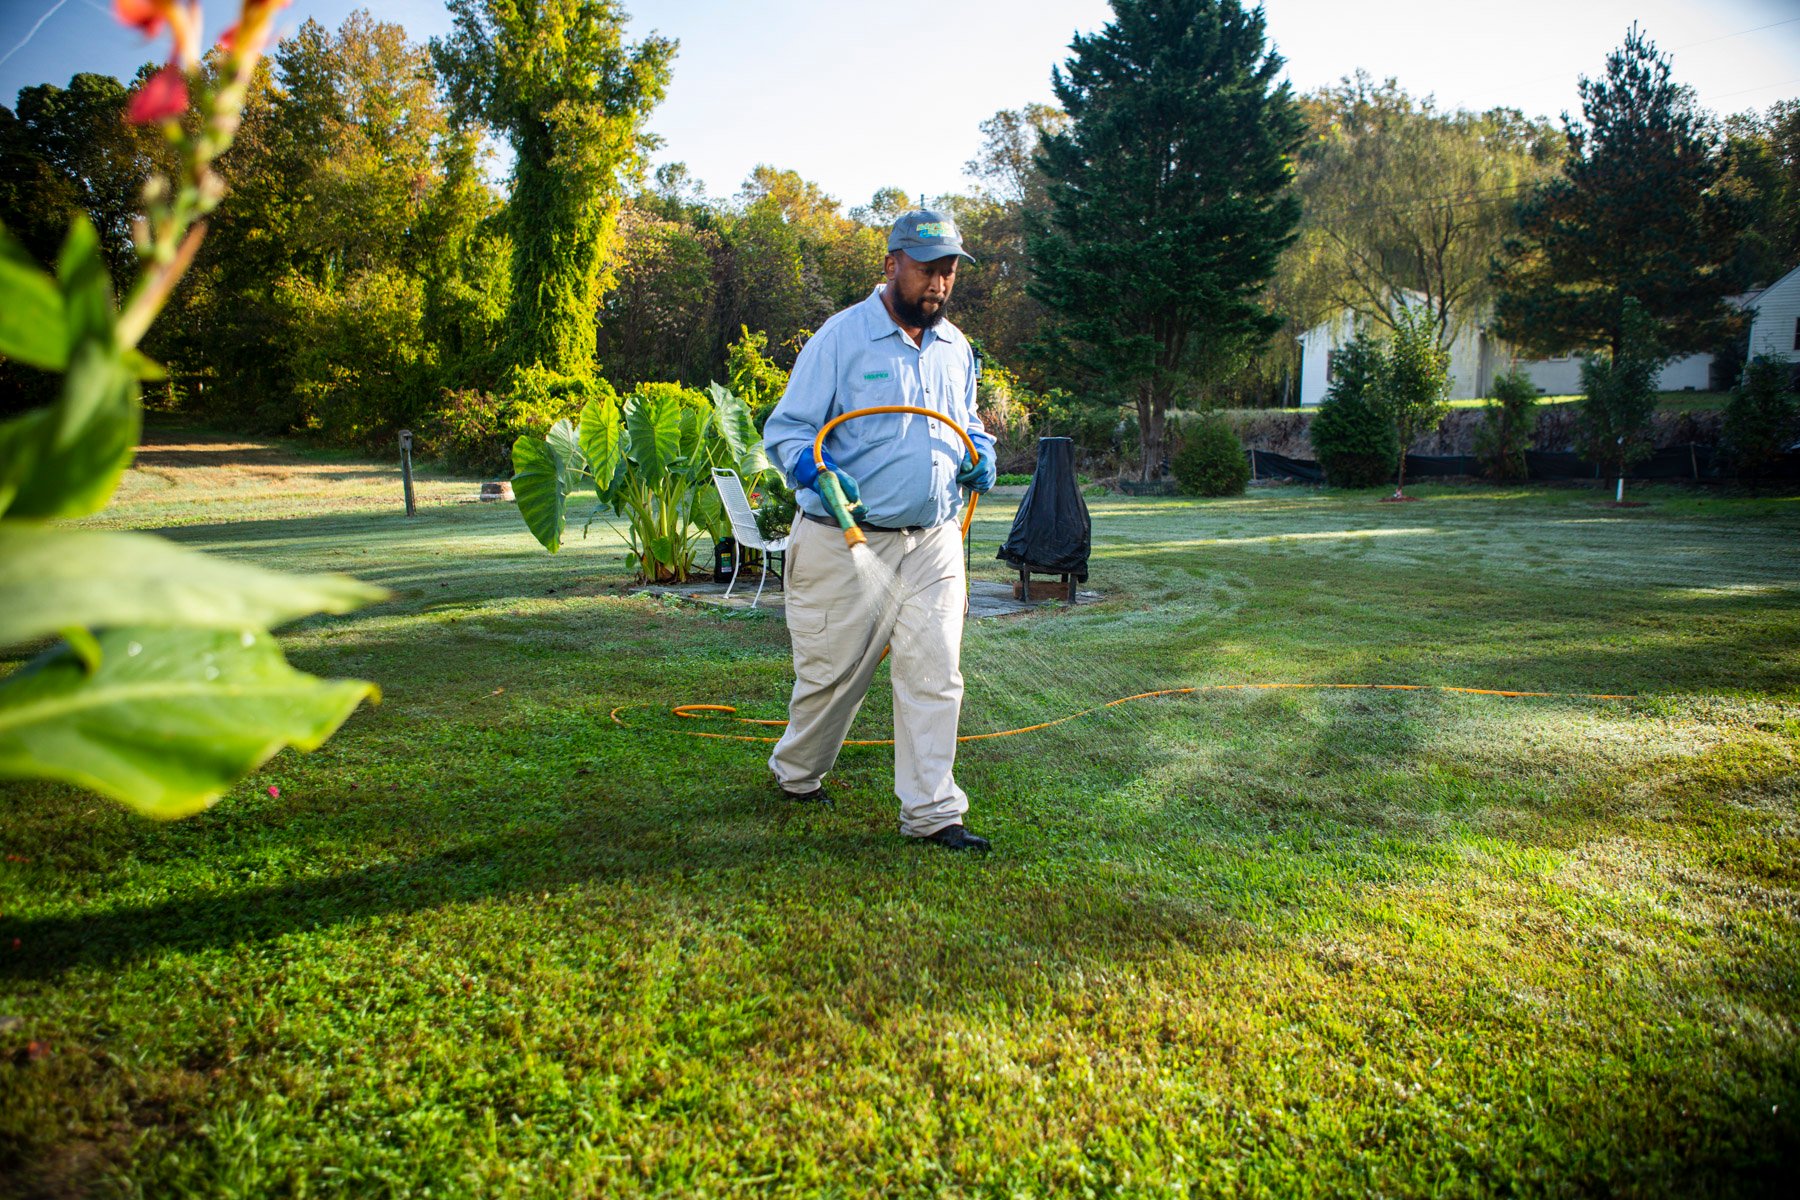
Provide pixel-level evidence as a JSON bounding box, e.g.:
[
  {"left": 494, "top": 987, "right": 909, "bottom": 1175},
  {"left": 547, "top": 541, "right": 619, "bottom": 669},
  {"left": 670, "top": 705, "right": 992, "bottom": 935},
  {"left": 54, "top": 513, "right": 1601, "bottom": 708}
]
[
  {"left": 1246, "top": 445, "right": 1800, "bottom": 485},
  {"left": 1247, "top": 450, "right": 1324, "bottom": 483}
]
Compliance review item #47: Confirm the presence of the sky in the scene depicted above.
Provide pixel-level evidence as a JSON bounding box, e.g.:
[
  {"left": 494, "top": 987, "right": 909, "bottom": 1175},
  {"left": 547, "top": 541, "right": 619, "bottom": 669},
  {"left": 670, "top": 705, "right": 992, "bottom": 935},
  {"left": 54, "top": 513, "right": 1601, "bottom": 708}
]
[{"left": 4, "top": 0, "right": 1799, "bottom": 210}]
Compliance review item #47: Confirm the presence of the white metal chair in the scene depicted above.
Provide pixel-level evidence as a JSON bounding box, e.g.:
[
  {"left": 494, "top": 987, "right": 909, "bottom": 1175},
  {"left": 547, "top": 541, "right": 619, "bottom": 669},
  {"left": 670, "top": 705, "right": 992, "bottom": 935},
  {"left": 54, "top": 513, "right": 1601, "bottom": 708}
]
[{"left": 711, "top": 468, "right": 789, "bottom": 608}]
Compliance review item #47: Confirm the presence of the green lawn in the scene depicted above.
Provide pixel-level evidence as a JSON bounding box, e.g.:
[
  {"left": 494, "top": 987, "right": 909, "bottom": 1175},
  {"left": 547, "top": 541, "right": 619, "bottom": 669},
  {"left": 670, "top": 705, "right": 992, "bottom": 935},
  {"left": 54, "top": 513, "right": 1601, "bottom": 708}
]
[{"left": 3, "top": 427, "right": 1798, "bottom": 1197}]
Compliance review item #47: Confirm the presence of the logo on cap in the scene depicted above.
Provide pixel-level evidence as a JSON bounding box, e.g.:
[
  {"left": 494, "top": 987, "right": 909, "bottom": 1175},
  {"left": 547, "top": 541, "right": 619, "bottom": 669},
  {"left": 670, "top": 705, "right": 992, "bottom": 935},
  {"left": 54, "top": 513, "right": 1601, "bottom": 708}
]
[{"left": 915, "top": 220, "right": 956, "bottom": 240}]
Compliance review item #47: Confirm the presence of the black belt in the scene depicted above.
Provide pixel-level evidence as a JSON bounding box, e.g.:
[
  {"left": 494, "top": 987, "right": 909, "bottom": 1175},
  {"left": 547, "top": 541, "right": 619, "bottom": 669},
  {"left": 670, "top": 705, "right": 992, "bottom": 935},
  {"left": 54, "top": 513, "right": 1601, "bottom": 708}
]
[{"left": 802, "top": 511, "right": 938, "bottom": 535}]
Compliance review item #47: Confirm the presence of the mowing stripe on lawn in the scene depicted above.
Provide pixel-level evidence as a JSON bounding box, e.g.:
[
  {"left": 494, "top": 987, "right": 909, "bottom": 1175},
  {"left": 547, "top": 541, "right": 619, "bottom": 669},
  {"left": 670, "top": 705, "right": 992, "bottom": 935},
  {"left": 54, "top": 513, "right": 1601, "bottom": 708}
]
[{"left": 610, "top": 681, "right": 1639, "bottom": 745}]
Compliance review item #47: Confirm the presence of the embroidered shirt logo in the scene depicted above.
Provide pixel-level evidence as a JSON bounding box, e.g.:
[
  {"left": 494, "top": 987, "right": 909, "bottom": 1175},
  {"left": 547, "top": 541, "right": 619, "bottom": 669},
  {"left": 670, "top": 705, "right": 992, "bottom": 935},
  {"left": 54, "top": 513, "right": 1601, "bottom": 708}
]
[{"left": 862, "top": 370, "right": 890, "bottom": 381}]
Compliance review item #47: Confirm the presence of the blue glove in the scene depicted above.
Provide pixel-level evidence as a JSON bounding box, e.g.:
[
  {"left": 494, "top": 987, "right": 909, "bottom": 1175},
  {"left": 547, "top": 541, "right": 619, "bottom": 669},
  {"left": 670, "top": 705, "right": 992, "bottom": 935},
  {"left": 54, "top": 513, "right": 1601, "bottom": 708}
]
[
  {"left": 791, "top": 447, "right": 865, "bottom": 517},
  {"left": 956, "top": 451, "right": 997, "bottom": 494}
]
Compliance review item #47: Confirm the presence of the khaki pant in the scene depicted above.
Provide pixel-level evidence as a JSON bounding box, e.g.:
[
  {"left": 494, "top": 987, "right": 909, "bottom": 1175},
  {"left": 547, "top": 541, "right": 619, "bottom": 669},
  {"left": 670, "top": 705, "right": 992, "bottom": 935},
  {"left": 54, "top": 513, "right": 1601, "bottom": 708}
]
[{"left": 769, "top": 517, "right": 969, "bottom": 836}]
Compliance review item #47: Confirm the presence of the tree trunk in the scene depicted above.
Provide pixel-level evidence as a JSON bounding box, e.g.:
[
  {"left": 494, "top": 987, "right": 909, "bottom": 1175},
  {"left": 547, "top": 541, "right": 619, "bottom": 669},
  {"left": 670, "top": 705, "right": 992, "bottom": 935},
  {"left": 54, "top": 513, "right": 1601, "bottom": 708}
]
[{"left": 1136, "top": 384, "right": 1158, "bottom": 482}]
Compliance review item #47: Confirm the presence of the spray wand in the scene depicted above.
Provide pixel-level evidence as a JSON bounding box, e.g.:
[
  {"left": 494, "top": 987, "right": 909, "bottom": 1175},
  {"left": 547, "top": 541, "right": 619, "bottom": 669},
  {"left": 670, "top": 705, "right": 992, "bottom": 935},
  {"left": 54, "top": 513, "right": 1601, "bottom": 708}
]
[{"left": 811, "top": 405, "right": 982, "bottom": 550}]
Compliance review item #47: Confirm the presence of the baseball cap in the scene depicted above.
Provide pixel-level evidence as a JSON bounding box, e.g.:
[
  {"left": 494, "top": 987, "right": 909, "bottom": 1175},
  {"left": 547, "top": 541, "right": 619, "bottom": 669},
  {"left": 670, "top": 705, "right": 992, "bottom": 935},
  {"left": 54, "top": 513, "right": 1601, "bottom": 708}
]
[{"left": 887, "top": 209, "right": 976, "bottom": 264}]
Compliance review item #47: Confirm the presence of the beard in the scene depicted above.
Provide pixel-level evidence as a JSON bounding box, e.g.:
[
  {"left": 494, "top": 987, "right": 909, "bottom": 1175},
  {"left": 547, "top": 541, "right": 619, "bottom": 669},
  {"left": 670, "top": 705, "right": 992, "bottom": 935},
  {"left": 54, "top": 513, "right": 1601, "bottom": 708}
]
[{"left": 888, "top": 286, "right": 947, "bottom": 330}]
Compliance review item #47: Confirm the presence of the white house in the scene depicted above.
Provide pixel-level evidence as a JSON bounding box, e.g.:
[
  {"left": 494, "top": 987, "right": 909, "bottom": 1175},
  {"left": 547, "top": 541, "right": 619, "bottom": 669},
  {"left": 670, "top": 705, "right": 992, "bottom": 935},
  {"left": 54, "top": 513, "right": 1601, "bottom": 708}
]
[
  {"left": 1296, "top": 305, "right": 1716, "bottom": 407},
  {"left": 1746, "top": 264, "right": 1800, "bottom": 376}
]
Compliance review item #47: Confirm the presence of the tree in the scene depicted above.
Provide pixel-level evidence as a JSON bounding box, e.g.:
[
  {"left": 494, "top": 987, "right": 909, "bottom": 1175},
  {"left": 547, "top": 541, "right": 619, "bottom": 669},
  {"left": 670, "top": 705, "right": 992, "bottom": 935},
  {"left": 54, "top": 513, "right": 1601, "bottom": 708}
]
[
  {"left": 1288, "top": 75, "right": 1557, "bottom": 345},
  {"left": 1494, "top": 25, "right": 1749, "bottom": 359},
  {"left": 1722, "top": 355, "right": 1796, "bottom": 490},
  {"left": 1028, "top": 0, "right": 1303, "bottom": 480},
  {"left": 157, "top": 12, "right": 498, "bottom": 437},
  {"left": 1308, "top": 328, "right": 1395, "bottom": 488},
  {"left": 1576, "top": 297, "right": 1661, "bottom": 493},
  {"left": 945, "top": 105, "right": 1067, "bottom": 383},
  {"left": 10, "top": 73, "right": 158, "bottom": 286},
  {"left": 1720, "top": 100, "right": 1800, "bottom": 291},
  {"left": 597, "top": 203, "right": 721, "bottom": 386},
  {"left": 1373, "top": 304, "right": 1451, "bottom": 498},
  {"left": 432, "top": 0, "right": 674, "bottom": 378}
]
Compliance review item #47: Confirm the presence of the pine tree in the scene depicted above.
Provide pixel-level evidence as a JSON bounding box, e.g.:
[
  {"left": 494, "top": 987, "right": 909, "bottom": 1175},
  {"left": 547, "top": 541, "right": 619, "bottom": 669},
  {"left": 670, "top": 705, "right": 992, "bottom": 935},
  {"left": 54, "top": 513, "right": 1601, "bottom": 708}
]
[
  {"left": 1494, "top": 25, "right": 1748, "bottom": 359},
  {"left": 1309, "top": 329, "right": 1396, "bottom": 488},
  {"left": 1723, "top": 355, "right": 1798, "bottom": 490},
  {"left": 1028, "top": 0, "right": 1303, "bottom": 480},
  {"left": 1577, "top": 297, "right": 1661, "bottom": 488}
]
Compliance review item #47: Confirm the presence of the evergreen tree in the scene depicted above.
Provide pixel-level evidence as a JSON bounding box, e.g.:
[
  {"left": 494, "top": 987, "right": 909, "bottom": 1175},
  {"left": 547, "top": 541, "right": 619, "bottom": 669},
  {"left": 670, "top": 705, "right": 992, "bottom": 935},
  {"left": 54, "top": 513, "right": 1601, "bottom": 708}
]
[
  {"left": 1577, "top": 297, "right": 1661, "bottom": 488},
  {"left": 433, "top": 0, "right": 673, "bottom": 378},
  {"left": 1494, "top": 25, "right": 1748, "bottom": 359},
  {"left": 1472, "top": 366, "right": 1540, "bottom": 482},
  {"left": 1308, "top": 328, "right": 1395, "bottom": 488},
  {"left": 1028, "top": 0, "right": 1303, "bottom": 480},
  {"left": 1722, "top": 355, "right": 1797, "bottom": 490}
]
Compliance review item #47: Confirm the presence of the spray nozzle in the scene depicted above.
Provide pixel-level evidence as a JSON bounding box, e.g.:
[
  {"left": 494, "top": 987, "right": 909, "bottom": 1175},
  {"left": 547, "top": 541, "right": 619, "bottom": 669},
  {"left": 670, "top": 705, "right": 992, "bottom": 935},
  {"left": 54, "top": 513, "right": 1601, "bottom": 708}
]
[{"left": 816, "top": 468, "right": 865, "bottom": 549}]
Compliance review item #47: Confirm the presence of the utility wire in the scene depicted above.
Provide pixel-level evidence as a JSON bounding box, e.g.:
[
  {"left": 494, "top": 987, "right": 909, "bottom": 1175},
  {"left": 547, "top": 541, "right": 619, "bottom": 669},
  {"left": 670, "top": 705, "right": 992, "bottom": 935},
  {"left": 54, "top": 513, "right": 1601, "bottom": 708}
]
[{"left": 1710, "top": 76, "right": 1800, "bottom": 104}]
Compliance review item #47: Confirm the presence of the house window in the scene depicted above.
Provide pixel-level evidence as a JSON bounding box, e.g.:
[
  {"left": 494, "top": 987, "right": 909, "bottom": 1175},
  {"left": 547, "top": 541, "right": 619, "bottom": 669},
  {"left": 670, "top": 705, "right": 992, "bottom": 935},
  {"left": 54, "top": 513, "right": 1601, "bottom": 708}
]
[
  {"left": 1792, "top": 316, "right": 1799, "bottom": 351},
  {"left": 1326, "top": 350, "right": 1340, "bottom": 383}
]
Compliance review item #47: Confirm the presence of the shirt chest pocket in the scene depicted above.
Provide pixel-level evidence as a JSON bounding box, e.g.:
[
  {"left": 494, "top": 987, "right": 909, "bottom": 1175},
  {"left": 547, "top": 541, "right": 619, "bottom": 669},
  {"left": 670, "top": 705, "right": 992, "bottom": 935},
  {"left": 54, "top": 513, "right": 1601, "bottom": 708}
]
[{"left": 841, "top": 366, "right": 905, "bottom": 448}]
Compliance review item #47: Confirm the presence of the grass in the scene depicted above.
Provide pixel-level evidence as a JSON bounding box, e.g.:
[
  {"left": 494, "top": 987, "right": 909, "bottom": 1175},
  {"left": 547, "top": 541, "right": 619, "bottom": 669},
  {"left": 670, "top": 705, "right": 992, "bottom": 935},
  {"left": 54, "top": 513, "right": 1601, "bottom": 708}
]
[{"left": 3, "top": 424, "right": 1798, "bottom": 1197}]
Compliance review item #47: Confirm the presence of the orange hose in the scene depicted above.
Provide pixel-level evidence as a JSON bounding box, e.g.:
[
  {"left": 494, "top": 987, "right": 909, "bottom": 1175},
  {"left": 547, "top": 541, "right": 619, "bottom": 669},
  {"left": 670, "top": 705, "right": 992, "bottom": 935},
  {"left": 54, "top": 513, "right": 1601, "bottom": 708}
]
[
  {"left": 614, "top": 683, "right": 1635, "bottom": 747},
  {"left": 812, "top": 405, "right": 981, "bottom": 539}
]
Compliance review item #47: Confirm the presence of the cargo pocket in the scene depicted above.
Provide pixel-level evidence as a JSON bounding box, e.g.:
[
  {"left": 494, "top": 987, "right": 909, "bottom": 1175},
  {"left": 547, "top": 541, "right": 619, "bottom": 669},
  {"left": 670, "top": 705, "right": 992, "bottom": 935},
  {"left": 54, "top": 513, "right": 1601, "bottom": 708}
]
[{"left": 785, "top": 599, "right": 833, "bottom": 684}]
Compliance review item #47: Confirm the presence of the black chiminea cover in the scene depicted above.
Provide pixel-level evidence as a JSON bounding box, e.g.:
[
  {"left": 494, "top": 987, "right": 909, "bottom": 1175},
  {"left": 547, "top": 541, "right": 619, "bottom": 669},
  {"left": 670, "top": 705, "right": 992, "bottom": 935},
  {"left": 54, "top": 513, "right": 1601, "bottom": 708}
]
[{"left": 997, "top": 437, "right": 1091, "bottom": 582}]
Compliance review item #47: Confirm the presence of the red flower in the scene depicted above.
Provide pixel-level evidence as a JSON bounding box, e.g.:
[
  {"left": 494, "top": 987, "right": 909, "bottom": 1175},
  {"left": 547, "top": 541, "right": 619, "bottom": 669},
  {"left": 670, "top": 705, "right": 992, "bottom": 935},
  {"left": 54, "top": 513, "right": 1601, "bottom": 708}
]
[
  {"left": 127, "top": 66, "right": 188, "bottom": 124},
  {"left": 217, "top": 23, "right": 238, "bottom": 51},
  {"left": 267, "top": 785, "right": 280, "bottom": 799},
  {"left": 113, "top": 0, "right": 169, "bottom": 36}
]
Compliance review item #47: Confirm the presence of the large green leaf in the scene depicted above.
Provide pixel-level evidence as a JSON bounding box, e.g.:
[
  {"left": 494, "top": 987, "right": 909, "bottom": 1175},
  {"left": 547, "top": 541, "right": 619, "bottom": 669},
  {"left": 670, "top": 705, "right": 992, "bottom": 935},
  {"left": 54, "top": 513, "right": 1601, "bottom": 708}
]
[
  {"left": 0, "top": 339, "right": 140, "bottom": 520},
  {"left": 55, "top": 215, "right": 114, "bottom": 350},
  {"left": 0, "top": 221, "right": 68, "bottom": 371},
  {"left": 0, "top": 525, "right": 388, "bottom": 651},
  {"left": 540, "top": 415, "right": 583, "bottom": 496},
  {"left": 578, "top": 397, "right": 625, "bottom": 500},
  {"left": 624, "top": 390, "right": 683, "bottom": 486},
  {"left": 0, "top": 626, "right": 379, "bottom": 819},
  {"left": 511, "top": 434, "right": 569, "bottom": 553},
  {"left": 693, "top": 483, "right": 726, "bottom": 543},
  {"left": 708, "top": 382, "right": 772, "bottom": 479}
]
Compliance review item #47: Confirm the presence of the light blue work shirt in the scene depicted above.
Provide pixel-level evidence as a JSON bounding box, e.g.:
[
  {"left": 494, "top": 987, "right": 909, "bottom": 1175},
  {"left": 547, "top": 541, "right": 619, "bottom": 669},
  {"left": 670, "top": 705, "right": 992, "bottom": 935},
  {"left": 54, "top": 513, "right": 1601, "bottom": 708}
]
[{"left": 762, "top": 285, "right": 994, "bottom": 530}]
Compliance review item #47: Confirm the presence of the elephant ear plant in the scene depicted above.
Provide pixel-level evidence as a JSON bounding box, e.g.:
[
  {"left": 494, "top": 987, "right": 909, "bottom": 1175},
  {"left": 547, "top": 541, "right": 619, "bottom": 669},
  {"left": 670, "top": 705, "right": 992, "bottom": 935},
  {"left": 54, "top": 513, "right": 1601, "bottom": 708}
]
[
  {"left": 512, "top": 382, "right": 775, "bottom": 582},
  {"left": 0, "top": 0, "right": 385, "bottom": 820}
]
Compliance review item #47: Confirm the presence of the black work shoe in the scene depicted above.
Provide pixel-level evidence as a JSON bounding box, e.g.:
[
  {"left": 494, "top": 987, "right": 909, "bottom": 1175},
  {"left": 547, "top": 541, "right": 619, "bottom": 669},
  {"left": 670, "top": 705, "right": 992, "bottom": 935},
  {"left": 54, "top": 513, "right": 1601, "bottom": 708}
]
[
  {"left": 917, "top": 824, "right": 990, "bottom": 852},
  {"left": 781, "top": 785, "right": 832, "bottom": 806}
]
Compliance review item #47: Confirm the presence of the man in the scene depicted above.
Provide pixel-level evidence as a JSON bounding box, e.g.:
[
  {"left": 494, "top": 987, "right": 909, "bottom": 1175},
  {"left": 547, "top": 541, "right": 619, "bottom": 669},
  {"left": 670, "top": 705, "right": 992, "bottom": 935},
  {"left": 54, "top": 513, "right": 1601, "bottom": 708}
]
[{"left": 760, "top": 210, "right": 998, "bottom": 852}]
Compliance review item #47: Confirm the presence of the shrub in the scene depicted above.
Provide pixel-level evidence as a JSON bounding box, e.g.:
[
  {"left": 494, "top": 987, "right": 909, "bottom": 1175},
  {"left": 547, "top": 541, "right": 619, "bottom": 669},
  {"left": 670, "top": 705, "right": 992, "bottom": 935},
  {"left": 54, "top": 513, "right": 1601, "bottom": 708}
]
[
  {"left": 1309, "top": 330, "right": 1396, "bottom": 488},
  {"left": 725, "top": 326, "right": 789, "bottom": 426},
  {"left": 1723, "top": 354, "right": 1798, "bottom": 488},
  {"left": 1474, "top": 366, "right": 1540, "bottom": 482},
  {"left": 425, "top": 367, "right": 617, "bottom": 476},
  {"left": 753, "top": 476, "right": 796, "bottom": 541},
  {"left": 1171, "top": 412, "right": 1250, "bottom": 497}
]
